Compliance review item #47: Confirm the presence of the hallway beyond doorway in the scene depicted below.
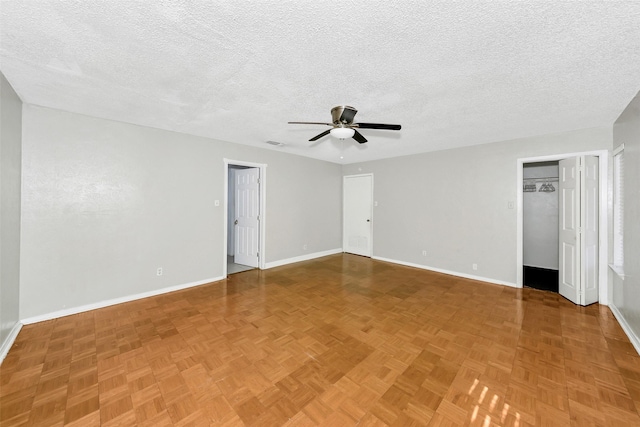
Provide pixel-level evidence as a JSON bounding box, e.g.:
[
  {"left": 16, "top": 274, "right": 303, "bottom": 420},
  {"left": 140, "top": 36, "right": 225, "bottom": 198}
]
[{"left": 227, "top": 256, "right": 254, "bottom": 274}]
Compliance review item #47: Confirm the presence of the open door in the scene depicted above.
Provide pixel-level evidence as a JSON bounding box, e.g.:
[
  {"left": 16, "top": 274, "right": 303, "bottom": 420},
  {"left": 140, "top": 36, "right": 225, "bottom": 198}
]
[
  {"left": 234, "top": 168, "right": 259, "bottom": 267},
  {"left": 343, "top": 174, "right": 373, "bottom": 257},
  {"left": 559, "top": 157, "right": 579, "bottom": 304},
  {"left": 558, "top": 156, "right": 598, "bottom": 305},
  {"left": 582, "top": 156, "right": 599, "bottom": 305}
]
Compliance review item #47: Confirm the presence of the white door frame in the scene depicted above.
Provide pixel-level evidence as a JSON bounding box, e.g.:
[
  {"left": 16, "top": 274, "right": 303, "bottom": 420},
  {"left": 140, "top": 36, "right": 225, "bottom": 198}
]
[
  {"left": 223, "top": 159, "right": 267, "bottom": 277},
  {"left": 343, "top": 173, "right": 374, "bottom": 257},
  {"left": 516, "top": 150, "right": 609, "bottom": 304}
]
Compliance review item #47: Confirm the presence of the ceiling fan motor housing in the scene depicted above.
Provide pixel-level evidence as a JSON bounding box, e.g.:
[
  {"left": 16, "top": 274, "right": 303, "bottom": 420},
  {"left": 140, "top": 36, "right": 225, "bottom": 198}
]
[{"left": 331, "top": 105, "right": 357, "bottom": 125}]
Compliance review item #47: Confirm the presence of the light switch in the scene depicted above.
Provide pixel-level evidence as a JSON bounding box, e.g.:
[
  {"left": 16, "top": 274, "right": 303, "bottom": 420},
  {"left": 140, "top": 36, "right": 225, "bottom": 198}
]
[
  {"left": 507, "top": 201, "right": 515, "bottom": 209},
  {"left": 374, "top": 201, "right": 378, "bottom": 207},
  {"left": 215, "top": 200, "right": 220, "bottom": 206}
]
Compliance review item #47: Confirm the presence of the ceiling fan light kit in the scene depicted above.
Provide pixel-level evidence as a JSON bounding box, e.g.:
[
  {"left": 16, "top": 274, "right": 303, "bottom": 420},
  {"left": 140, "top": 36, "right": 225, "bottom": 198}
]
[
  {"left": 288, "top": 105, "right": 401, "bottom": 144},
  {"left": 330, "top": 127, "right": 355, "bottom": 139}
]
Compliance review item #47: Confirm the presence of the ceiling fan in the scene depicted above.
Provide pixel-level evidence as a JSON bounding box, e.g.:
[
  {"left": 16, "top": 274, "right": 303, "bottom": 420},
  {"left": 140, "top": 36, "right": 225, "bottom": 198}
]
[{"left": 288, "top": 105, "right": 401, "bottom": 144}]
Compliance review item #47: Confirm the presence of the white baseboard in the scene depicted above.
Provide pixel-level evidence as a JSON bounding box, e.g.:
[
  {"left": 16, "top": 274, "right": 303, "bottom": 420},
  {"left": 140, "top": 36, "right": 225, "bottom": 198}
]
[
  {"left": 0, "top": 322, "right": 23, "bottom": 364},
  {"left": 264, "top": 248, "right": 343, "bottom": 269},
  {"left": 609, "top": 303, "right": 640, "bottom": 356},
  {"left": 17, "top": 250, "right": 340, "bottom": 325},
  {"left": 372, "top": 256, "right": 518, "bottom": 288},
  {"left": 21, "top": 276, "right": 225, "bottom": 325}
]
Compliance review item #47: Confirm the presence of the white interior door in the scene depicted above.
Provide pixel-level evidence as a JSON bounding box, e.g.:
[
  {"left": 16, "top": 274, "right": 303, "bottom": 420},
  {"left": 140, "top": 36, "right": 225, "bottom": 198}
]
[
  {"left": 559, "top": 157, "right": 580, "bottom": 304},
  {"left": 559, "top": 156, "right": 599, "bottom": 305},
  {"left": 343, "top": 174, "right": 373, "bottom": 257},
  {"left": 234, "top": 168, "right": 259, "bottom": 267},
  {"left": 582, "top": 156, "right": 599, "bottom": 305}
]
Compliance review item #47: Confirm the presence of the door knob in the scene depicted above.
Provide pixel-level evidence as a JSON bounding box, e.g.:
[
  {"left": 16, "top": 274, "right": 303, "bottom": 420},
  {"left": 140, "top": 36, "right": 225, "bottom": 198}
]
[
  {"left": 367, "top": 219, "right": 370, "bottom": 222},
  {"left": 234, "top": 219, "right": 238, "bottom": 225}
]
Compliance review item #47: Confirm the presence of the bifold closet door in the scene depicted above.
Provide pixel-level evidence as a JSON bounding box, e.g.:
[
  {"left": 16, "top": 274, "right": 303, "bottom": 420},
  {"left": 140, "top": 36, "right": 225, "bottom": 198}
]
[{"left": 558, "top": 156, "right": 598, "bottom": 306}]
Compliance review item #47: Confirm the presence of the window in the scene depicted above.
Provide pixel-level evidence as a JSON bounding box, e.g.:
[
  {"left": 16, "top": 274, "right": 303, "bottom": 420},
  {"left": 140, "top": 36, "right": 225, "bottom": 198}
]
[{"left": 612, "top": 144, "right": 624, "bottom": 278}]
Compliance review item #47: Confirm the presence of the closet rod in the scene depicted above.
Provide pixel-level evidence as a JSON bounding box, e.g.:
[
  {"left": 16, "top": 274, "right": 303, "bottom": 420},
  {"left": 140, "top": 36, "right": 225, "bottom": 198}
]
[{"left": 524, "top": 176, "right": 558, "bottom": 182}]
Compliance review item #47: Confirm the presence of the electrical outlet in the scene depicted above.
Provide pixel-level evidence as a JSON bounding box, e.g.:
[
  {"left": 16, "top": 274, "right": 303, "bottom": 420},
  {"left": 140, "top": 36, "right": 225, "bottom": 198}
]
[
  {"left": 157, "top": 267, "right": 163, "bottom": 276},
  {"left": 472, "top": 263, "right": 478, "bottom": 271},
  {"left": 422, "top": 250, "right": 427, "bottom": 256},
  {"left": 303, "top": 244, "right": 308, "bottom": 250}
]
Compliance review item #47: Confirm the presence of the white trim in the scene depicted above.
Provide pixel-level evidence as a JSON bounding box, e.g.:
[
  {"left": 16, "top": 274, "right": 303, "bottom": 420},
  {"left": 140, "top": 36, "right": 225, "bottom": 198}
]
[
  {"left": 20, "top": 276, "right": 224, "bottom": 325},
  {"left": 372, "top": 256, "right": 517, "bottom": 288},
  {"left": 609, "top": 303, "right": 640, "bottom": 356},
  {"left": 517, "top": 163, "right": 524, "bottom": 287},
  {"left": 612, "top": 149, "right": 624, "bottom": 275},
  {"left": 223, "top": 159, "right": 267, "bottom": 277},
  {"left": 609, "top": 264, "right": 625, "bottom": 280},
  {"left": 263, "top": 248, "right": 343, "bottom": 269},
  {"left": 0, "top": 322, "right": 23, "bottom": 364},
  {"left": 516, "top": 150, "right": 609, "bottom": 305}
]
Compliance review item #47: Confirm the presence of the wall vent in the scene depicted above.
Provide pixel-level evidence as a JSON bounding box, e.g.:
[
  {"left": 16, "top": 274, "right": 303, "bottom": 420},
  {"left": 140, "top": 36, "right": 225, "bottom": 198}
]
[{"left": 265, "top": 140, "right": 285, "bottom": 146}]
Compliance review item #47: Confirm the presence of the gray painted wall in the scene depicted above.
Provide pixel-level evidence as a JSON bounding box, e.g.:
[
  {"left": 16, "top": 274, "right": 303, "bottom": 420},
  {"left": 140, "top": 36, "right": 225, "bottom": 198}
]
[
  {"left": 612, "top": 91, "right": 640, "bottom": 342},
  {"left": 9, "top": 94, "right": 636, "bottom": 348},
  {"left": 20, "top": 105, "right": 342, "bottom": 319},
  {"left": 0, "top": 72, "right": 22, "bottom": 347},
  {"left": 342, "top": 127, "right": 611, "bottom": 285}
]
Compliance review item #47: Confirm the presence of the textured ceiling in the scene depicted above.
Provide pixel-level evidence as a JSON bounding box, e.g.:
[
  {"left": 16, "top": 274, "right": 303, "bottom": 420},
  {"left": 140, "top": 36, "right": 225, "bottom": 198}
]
[{"left": 1, "top": 1, "right": 639, "bottom": 164}]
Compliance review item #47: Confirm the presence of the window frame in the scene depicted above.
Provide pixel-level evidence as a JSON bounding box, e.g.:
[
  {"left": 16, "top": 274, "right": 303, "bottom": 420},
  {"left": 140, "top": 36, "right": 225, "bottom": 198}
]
[{"left": 611, "top": 143, "right": 625, "bottom": 279}]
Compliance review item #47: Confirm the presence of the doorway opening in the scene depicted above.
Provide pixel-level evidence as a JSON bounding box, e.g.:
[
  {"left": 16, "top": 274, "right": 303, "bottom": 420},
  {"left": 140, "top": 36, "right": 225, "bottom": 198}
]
[
  {"left": 223, "top": 159, "right": 267, "bottom": 277},
  {"left": 516, "top": 150, "right": 609, "bottom": 305},
  {"left": 523, "top": 161, "right": 559, "bottom": 292}
]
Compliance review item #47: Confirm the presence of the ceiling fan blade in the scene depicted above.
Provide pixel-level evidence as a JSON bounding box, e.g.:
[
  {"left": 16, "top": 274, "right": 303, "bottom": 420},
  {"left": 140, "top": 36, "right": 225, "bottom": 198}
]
[
  {"left": 356, "top": 122, "right": 401, "bottom": 130},
  {"left": 352, "top": 129, "right": 368, "bottom": 144},
  {"left": 309, "top": 129, "right": 331, "bottom": 141},
  {"left": 288, "top": 121, "right": 332, "bottom": 126}
]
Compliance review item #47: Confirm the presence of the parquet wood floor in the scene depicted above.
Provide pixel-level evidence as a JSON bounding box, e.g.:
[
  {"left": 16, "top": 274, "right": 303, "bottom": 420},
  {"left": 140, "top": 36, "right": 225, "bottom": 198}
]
[{"left": 2, "top": 254, "right": 640, "bottom": 426}]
